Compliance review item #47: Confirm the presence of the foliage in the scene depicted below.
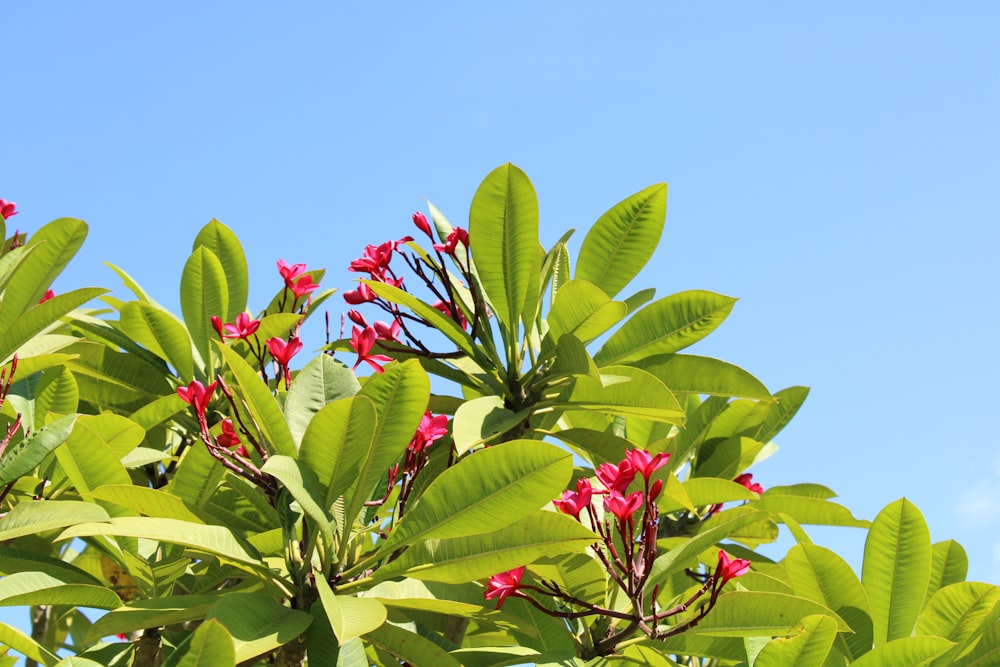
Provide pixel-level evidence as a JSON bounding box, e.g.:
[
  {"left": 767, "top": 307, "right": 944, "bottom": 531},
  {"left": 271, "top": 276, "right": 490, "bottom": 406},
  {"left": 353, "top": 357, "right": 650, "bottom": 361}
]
[{"left": 0, "top": 171, "right": 997, "bottom": 666}]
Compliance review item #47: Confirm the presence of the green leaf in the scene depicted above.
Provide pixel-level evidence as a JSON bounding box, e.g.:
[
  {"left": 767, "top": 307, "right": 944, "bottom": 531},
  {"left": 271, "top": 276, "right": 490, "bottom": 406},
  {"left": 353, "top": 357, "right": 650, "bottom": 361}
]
[
  {"left": 87, "top": 595, "right": 221, "bottom": 641},
  {"left": 161, "top": 619, "right": 236, "bottom": 667},
  {"left": 452, "top": 396, "right": 529, "bottom": 455},
  {"left": 594, "top": 290, "right": 737, "bottom": 365},
  {"left": 54, "top": 658, "right": 107, "bottom": 667},
  {"left": 755, "top": 386, "right": 810, "bottom": 443},
  {"left": 575, "top": 183, "right": 667, "bottom": 298},
  {"left": 469, "top": 163, "right": 540, "bottom": 332},
  {"left": 953, "top": 620, "right": 1000, "bottom": 666},
  {"left": 549, "top": 427, "right": 633, "bottom": 466},
  {"left": 693, "top": 591, "right": 850, "bottom": 637},
  {"left": 284, "top": 354, "right": 360, "bottom": 446},
  {"left": 0, "top": 217, "right": 88, "bottom": 333},
  {"left": 33, "top": 366, "right": 79, "bottom": 427},
  {"left": 217, "top": 343, "right": 296, "bottom": 457},
  {"left": 917, "top": 582, "right": 1000, "bottom": 654},
  {"left": 382, "top": 440, "right": 573, "bottom": 551},
  {"left": 181, "top": 246, "right": 228, "bottom": 374},
  {"left": 299, "top": 395, "right": 377, "bottom": 508},
  {"left": 926, "top": 540, "right": 969, "bottom": 604},
  {"left": 0, "top": 500, "right": 110, "bottom": 541},
  {"left": 205, "top": 592, "right": 312, "bottom": 664},
  {"left": 545, "top": 280, "right": 628, "bottom": 345},
  {"left": 58, "top": 517, "right": 263, "bottom": 569},
  {"left": 0, "top": 414, "right": 77, "bottom": 486},
  {"left": 55, "top": 414, "right": 136, "bottom": 493},
  {"left": 0, "top": 546, "right": 102, "bottom": 585},
  {"left": 315, "top": 574, "right": 386, "bottom": 644},
  {"left": 632, "top": 354, "right": 772, "bottom": 400},
  {"left": 0, "top": 287, "right": 107, "bottom": 363},
  {"left": 849, "top": 636, "right": 954, "bottom": 667},
  {"left": 377, "top": 511, "right": 598, "bottom": 584},
  {"left": 120, "top": 301, "right": 195, "bottom": 381},
  {"left": 681, "top": 478, "right": 760, "bottom": 507},
  {"left": 0, "top": 571, "right": 121, "bottom": 610},
  {"left": 364, "top": 622, "right": 463, "bottom": 667},
  {"left": 565, "top": 366, "right": 683, "bottom": 422},
  {"left": 692, "top": 436, "right": 766, "bottom": 480},
  {"left": 261, "top": 455, "right": 333, "bottom": 546},
  {"left": 86, "top": 485, "right": 206, "bottom": 524},
  {"left": 754, "top": 496, "right": 870, "bottom": 528},
  {"left": 753, "top": 614, "right": 838, "bottom": 667},
  {"left": 862, "top": 498, "right": 932, "bottom": 645},
  {"left": 0, "top": 620, "right": 60, "bottom": 667},
  {"left": 193, "top": 219, "right": 248, "bottom": 322},
  {"left": 785, "top": 544, "right": 874, "bottom": 660}
]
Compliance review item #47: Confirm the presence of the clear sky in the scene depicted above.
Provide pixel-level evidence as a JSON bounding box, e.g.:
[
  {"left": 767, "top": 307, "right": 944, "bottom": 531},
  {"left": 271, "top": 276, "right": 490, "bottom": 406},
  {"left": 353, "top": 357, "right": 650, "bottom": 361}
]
[{"left": 3, "top": 0, "right": 999, "bottom": 640}]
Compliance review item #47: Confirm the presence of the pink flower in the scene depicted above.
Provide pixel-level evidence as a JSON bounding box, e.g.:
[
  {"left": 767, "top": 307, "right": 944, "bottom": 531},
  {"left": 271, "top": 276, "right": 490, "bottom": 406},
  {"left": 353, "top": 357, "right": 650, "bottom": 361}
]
[
  {"left": 553, "top": 478, "right": 593, "bottom": 520},
  {"left": 433, "top": 227, "right": 469, "bottom": 256},
  {"left": 649, "top": 478, "right": 664, "bottom": 502},
  {"left": 596, "top": 460, "right": 636, "bottom": 494},
  {"left": 484, "top": 566, "right": 526, "bottom": 609},
  {"left": 625, "top": 449, "right": 670, "bottom": 481},
  {"left": 277, "top": 260, "right": 307, "bottom": 288},
  {"left": 0, "top": 200, "right": 17, "bottom": 219},
  {"left": 350, "top": 326, "right": 393, "bottom": 374},
  {"left": 211, "top": 315, "right": 224, "bottom": 337},
  {"left": 343, "top": 283, "right": 376, "bottom": 305},
  {"left": 38, "top": 289, "right": 56, "bottom": 304},
  {"left": 268, "top": 336, "right": 303, "bottom": 367},
  {"left": 716, "top": 549, "right": 751, "bottom": 583},
  {"left": 222, "top": 312, "right": 261, "bottom": 340},
  {"left": 217, "top": 419, "right": 241, "bottom": 448},
  {"left": 734, "top": 473, "right": 764, "bottom": 495},
  {"left": 432, "top": 299, "right": 468, "bottom": 330},
  {"left": 177, "top": 380, "right": 218, "bottom": 419},
  {"left": 412, "top": 211, "right": 432, "bottom": 237},
  {"left": 604, "top": 490, "right": 644, "bottom": 522},
  {"left": 373, "top": 318, "right": 401, "bottom": 342},
  {"left": 409, "top": 411, "right": 449, "bottom": 452},
  {"left": 347, "top": 310, "right": 368, "bottom": 327},
  {"left": 290, "top": 274, "right": 319, "bottom": 299},
  {"left": 234, "top": 444, "right": 248, "bottom": 458}
]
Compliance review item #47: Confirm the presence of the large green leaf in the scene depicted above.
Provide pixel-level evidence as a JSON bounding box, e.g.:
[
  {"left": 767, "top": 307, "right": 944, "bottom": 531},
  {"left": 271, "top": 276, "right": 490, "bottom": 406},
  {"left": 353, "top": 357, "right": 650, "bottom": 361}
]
[
  {"left": 785, "top": 544, "right": 874, "bottom": 660},
  {"left": 575, "top": 183, "right": 667, "bottom": 298},
  {"left": 167, "top": 438, "right": 225, "bottom": 507},
  {"left": 217, "top": 343, "right": 296, "bottom": 457},
  {"left": 545, "top": 279, "right": 628, "bottom": 345},
  {"left": 917, "top": 582, "right": 1000, "bottom": 660},
  {"left": 754, "top": 495, "right": 870, "bottom": 528},
  {"left": 0, "top": 217, "right": 88, "bottom": 332},
  {"left": 0, "top": 287, "right": 107, "bottom": 363},
  {"left": 926, "top": 540, "right": 969, "bottom": 604},
  {"left": 755, "top": 386, "right": 810, "bottom": 443},
  {"left": 284, "top": 354, "right": 360, "bottom": 447},
  {"left": 193, "top": 219, "right": 248, "bottom": 322},
  {"left": 299, "top": 395, "right": 377, "bottom": 508},
  {"left": 0, "top": 571, "right": 121, "bottom": 610},
  {"left": 87, "top": 595, "right": 221, "bottom": 641},
  {"left": 261, "top": 455, "right": 333, "bottom": 546},
  {"left": 0, "top": 546, "right": 102, "bottom": 585},
  {"left": 953, "top": 620, "right": 1000, "bottom": 666},
  {"left": 452, "top": 395, "right": 528, "bottom": 455},
  {"left": 120, "top": 301, "right": 195, "bottom": 381},
  {"left": 86, "top": 485, "right": 206, "bottom": 524},
  {"left": 55, "top": 414, "right": 136, "bottom": 493},
  {"left": 161, "top": 619, "right": 235, "bottom": 667},
  {"left": 469, "top": 163, "right": 540, "bottom": 332},
  {"left": 181, "top": 246, "right": 228, "bottom": 374},
  {"left": 0, "top": 414, "right": 76, "bottom": 486},
  {"left": 693, "top": 591, "right": 849, "bottom": 637},
  {"left": 364, "top": 279, "right": 479, "bottom": 359},
  {"left": 0, "top": 620, "right": 60, "bottom": 667},
  {"left": 0, "top": 500, "right": 110, "bottom": 541},
  {"left": 753, "top": 614, "right": 838, "bottom": 667},
  {"left": 382, "top": 440, "right": 573, "bottom": 551},
  {"left": 564, "top": 366, "right": 683, "bottom": 422},
  {"left": 33, "top": 366, "right": 79, "bottom": 427},
  {"left": 205, "top": 592, "right": 312, "bottom": 664},
  {"left": 315, "top": 574, "right": 386, "bottom": 644},
  {"left": 632, "top": 354, "right": 772, "bottom": 400},
  {"left": 862, "top": 498, "right": 932, "bottom": 645},
  {"left": 594, "top": 290, "right": 737, "bottom": 365},
  {"left": 376, "top": 511, "right": 597, "bottom": 584},
  {"left": 849, "top": 636, "right": 954, "bottom": 667},
  {"left": 364, "top": 622, "right": 463, "bottom": 667}
]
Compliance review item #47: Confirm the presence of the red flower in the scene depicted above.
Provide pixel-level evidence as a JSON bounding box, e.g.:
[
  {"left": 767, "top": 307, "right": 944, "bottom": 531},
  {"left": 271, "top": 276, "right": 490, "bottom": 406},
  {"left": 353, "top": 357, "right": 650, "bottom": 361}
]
[
  {"left": 409, "top": 411, "right": 449, "bottom": 452},
  {"left": 38, "top": 289, "right": 56, "bottom": 304},
  {"left": 596, "top": 460, "right": 636, "bottom": 494},
  {"left": 373, "top": 318, "right": 401, "bottom": 342},
  {"left": 716, "top": 549, "right": 751, "bottom": 583},
  {"left": 553, "top": 478, "right": 593, "bottom": 520},
  {"left": 234, "top": 444, "right": 248, "bottom": 457},
  {"left": 222, "top": 312, "right": 261, "bottom": 340},
  {"left": 624, "top": 449, "right": 670, "bottom": 481},
  {"left": 177, "top": 380, "right": 217, "bottom": 419},
  {"left": 734, "top": 473, "right": 764, "bottom": 495},
  {"left": 344, "top": 283, "right": 376, "bottom": 305},
  {"left": 350, "top": 326, "right": 393, "bottom": 374},
  {"left": 347, "top": 310, "right": 368, "bottom": 327},
  {"left": 431, "top": 299, "right": 468, "bottom": 330},
  {"left": 290, "top": 274, "right": 319, "bottom": 299},
  {"left": 605, "top": 490, "right": 644, "bottom": 522},
  {"left": 433, "top": 227, "right": 469, "bottom": 255},
  {"left": 217, "top": 419, "right": 241, "bottom": 448},
  {"left": 277, "top": 260, "right": 307, "bottom": 288},
  {"left": 0, "top": 199, "right": 17, "bottom": 219},
  {"left": 484, "top": 566, "right": 526, "bottom": 609},
  {"left": 412, "top": 211, "right": 432, "bottom": 237},
  {"left": 211, "top": 315, "right": 224, "bottom": 337},
  {"left": 268, "top": 336, "right": 303, "bottom": 366}
]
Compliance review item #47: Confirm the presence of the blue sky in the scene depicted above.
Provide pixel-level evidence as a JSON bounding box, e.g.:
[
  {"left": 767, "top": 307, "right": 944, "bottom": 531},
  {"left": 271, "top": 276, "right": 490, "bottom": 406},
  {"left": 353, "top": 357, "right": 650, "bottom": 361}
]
[{"left": 3, "top": 0, "right": 999, "bottom": 641}]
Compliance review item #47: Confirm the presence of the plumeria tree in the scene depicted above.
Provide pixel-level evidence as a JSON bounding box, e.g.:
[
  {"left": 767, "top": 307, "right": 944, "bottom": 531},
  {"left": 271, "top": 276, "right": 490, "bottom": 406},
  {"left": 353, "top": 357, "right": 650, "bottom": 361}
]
[{"left": 0, "top": 171, "right": 997, "bottom": 667}]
